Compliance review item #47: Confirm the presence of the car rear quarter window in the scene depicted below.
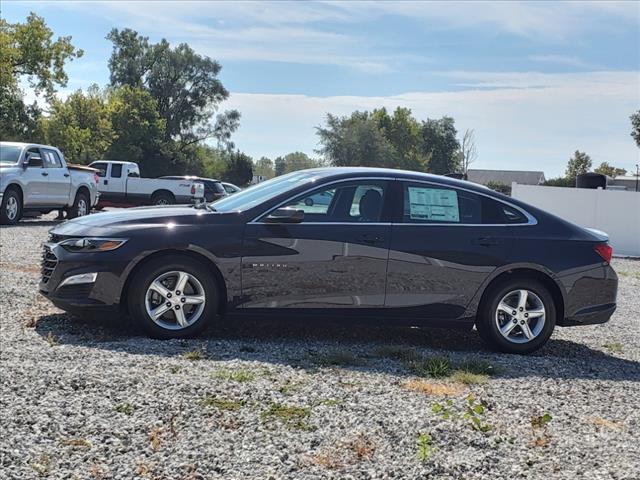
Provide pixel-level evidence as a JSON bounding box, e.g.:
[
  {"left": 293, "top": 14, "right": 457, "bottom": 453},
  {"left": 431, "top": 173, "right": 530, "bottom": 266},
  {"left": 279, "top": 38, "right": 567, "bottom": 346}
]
[
  {"left": 110, "top": 163, "right": 123, "bottom": 178},
  {"left": 42, "top": 149, "right": 62, "bottom": 168}
]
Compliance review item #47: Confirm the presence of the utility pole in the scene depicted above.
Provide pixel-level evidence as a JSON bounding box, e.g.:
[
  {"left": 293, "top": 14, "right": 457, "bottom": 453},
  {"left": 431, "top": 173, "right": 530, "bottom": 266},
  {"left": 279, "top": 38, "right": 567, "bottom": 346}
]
[{"left": 636, "top": 164, "right": 639, "bottom": 192}]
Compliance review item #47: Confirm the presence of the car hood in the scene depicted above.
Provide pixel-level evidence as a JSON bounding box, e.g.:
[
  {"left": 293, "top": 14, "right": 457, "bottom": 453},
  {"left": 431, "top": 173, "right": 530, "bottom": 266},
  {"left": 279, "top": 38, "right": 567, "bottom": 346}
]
[
  {"left": 0, "top": 164, "right": 20, "bottom": 176},
  {"left": 50, "top": 205, "right": 213, "bottom": 237}
]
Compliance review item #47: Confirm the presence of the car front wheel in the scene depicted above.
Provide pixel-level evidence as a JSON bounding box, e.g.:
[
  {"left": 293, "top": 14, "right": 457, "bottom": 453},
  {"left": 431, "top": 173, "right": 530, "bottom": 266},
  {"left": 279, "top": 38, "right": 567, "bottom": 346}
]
[
  {"left": 127, "top": 255, "right": 219, "bottom": 339},
  {"left": 0, "top": 188, "right": 22, "bottom": 225},
  {"left": 476, "top": 278, "right": 556, "bottom": 354}
]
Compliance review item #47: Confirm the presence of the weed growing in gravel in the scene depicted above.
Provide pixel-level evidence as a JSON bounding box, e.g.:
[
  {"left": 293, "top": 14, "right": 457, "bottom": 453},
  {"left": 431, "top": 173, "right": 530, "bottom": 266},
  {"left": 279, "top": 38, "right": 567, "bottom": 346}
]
[
  {"left": 530, "top": 412, "right": 553, "bottom": 447},
  {"left": 409, "top": 357, "right": 451, "bottom": 378},
  {"left": 59, "top": 438, "right": 91, "bottom": 450},
  {"left": 29, "top": 453, "right": 53, "bottom": 476},
  {"left": 531, "top": 412, "right": 552, "bottom": 429},
  {"left": 213, "top": 368, "right": 257, "bottom": 383},
  {"left": 183, "top": 349, "right": 205, "bottom": 361},
  {"left": 450, "top": 370, "right": 488, "bottom": 385},
  {"left": 404, "top": 379, "right": 464, "bottom": 396},
  {"left": 46, "top": 331, "right": 57, "bottom": 347},
  {"left": 200, "top": 395, "right": 244, "bottom": 411},
  {"left": 115, "top": 402, "right": 135, "bottom": 415},
  {"left": 464, "top": 394, "right": 491, "bottom": 433},
  {"left": 320, "top": 399, "right": 343, "bottom": 407},
  {"left": 169, "top": 366, "right": 182, "bottom": 374},
  {"left": 617, "top": 270, "right": 629, "bottom": 277},
  {"left": 635, "top": 272, "right": 640, "bottom": 281},
  {"left": 416, "top": 433, "right": 434, "bottom": 462},
  {"left": 349, "top": 435, "right": 376, "bottom": 459},
  {"left": 314, "top": 349, "right": 363, "bottom": 367},
  {"left": 431, "top": 399, "right": 454, "bottom": 419},
  {"left": 148, "top": 426, "right": 163, "bottom": 451},
  {"left": 261, "top": 402, "right": 314, "bottom": 431},
  {"left": 372, "top": 345, "right": 421, "bottom": 362},
  {"left": 603, "top": 342, "right": 624, "bottom": 354}
]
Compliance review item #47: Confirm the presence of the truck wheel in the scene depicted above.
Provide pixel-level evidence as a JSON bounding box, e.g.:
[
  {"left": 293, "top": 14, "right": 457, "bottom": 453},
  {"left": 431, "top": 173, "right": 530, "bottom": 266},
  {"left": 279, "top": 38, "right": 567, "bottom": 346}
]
[
  {"left": 0, "top": 188, "right": 22, "bottom": 225},
  {"left": 67, "top": 191, "right": 90, "bottom": 219},
  {"left": 151, "top": 191, "right": 175, "bottom": 206}
]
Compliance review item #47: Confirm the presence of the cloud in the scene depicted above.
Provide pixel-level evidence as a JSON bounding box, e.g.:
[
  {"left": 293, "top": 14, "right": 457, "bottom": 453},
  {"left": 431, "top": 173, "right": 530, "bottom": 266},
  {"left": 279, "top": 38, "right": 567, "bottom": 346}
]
[
  {"left": 527, "top": 55, "right": 597, "bottom": 69},
  {"left": 223, "top": 71, "right": 640, "bottom": 176}
]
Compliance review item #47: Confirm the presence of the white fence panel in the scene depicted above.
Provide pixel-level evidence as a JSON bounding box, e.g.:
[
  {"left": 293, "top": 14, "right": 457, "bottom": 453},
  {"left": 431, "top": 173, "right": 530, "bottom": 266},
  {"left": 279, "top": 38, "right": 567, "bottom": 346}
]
[{"left": 511, "top": 184, "right": 640, "bottom": 257}]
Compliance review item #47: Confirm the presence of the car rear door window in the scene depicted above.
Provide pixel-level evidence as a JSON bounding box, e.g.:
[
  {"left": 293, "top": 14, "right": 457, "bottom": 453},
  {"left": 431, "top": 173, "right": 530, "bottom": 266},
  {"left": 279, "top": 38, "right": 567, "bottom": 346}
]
[
  {"left": 42, "top": 149, "right": 62, "bottom": 168},
  {"left": 110, "top": 163, "right": 123, "bottom": 178},
  {"left": 91, "top": 162, "right": 107, "bottom": 177}
]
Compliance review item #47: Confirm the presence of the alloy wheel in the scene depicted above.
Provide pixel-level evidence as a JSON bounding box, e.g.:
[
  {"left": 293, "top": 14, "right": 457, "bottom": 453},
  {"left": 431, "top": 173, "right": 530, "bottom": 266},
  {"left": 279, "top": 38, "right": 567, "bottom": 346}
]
[
  {"left": 494, "top": 289, "right": 546, "bottom": 344},
  {"left": 77, "top": 199, "right": 88, "bottom": 216},
  {"left": 6, "top": 197, "right": 18, "bottom": 220},
  {"left": 145, "top": 270, "right": 206, "bottom": 330}
]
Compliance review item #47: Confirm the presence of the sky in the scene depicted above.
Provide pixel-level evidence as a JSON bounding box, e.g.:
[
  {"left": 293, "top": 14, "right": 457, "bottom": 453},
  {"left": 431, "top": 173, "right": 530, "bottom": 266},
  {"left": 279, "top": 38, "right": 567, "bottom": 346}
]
[{"left": 4, "top": 0, "right": 640, "bottom": 177}]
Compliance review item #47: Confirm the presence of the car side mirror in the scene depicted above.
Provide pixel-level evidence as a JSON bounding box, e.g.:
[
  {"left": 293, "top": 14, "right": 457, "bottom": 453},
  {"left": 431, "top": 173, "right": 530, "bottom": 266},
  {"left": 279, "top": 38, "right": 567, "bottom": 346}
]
[
  {"left": 128, "top": 171, "right": 139, "bottom": 177},
  {"left": 264, "top": 208, "right": 304, "bottom": 224},
  {"left": 24, "top": 154, "right": 43, "bottom": 168}
]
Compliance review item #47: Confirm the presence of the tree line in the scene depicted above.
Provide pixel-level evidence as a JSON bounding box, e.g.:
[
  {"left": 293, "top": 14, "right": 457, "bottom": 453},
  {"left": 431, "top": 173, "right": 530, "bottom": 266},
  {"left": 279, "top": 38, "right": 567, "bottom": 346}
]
[{"left": 2, "top": 13, "right": 638, "bottom": 187}]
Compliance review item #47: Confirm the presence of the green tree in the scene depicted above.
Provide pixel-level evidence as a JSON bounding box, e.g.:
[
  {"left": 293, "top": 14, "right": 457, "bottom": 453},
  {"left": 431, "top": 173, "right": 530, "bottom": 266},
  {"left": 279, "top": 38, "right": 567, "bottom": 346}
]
[
  {"left": 273, "top": 151, "right": 322, "bottom": 175},
  {"left": 420, "top": 117, "right": 460, "bottom": 175},
  {"left": 0, "top": 12, "right": 82, "bottom": 141},
  {"left": 254, "top": 156, "right": 274, "bottom": 178},
  {"left": 565, "top": 150, "right": 592, "bottom": 180},
  {"left": 41, "top": 85, "right": 113, "bottom": 163},
  {"left": 485, "top": 181, "right": 511, "bottom": 196},
  {"left": 106, "top": 28, "right": 239, "bottom": 149},
  {"left": 372, "top": 107, "right": 427, "bottom": 171},
  {"left": 106, "top": 85, "right": 165, "bottom": 170},
  {"left": 631, "top": 110, "right": 640, "bottom": 148},
  {"left": 544, "top": 177, "right": 575, "bottom": 188},
  {"left": 223, "top": 151, "right": 253, "bottom": 186},
  {"left": 316, "top": 111, "right": 396, "bottom": 168},
  {"left": 594, "top": 162, "right": 627, "bottom": 178}
]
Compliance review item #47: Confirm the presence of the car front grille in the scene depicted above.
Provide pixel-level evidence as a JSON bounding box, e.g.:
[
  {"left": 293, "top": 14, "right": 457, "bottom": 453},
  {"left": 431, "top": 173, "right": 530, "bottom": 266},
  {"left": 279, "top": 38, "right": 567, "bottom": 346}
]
[{"left": 41, "top": 245, "right": 58, "bottom": 284}]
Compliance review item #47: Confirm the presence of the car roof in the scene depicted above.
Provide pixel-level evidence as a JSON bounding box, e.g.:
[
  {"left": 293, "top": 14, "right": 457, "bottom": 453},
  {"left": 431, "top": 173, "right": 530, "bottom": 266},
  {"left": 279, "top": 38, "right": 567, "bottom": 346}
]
[
  {"left": 0, "top": 141, "right": 59, "bottom": 150},
  {"left": 162, "top": 176, "right": 221, "bottom": 182}
]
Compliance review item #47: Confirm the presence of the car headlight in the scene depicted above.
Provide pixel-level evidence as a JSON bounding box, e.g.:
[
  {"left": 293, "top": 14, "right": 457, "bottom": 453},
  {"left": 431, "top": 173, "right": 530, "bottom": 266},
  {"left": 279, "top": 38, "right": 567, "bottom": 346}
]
[{"left": 60, "top": 238, "right": 128, "bottom": 252}]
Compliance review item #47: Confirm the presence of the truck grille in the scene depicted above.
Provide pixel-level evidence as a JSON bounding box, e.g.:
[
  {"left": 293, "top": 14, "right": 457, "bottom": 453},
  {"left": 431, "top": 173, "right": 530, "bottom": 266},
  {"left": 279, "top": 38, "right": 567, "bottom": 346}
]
[{"left": 41, "top": 245, "right": 58, "bottom": 284}]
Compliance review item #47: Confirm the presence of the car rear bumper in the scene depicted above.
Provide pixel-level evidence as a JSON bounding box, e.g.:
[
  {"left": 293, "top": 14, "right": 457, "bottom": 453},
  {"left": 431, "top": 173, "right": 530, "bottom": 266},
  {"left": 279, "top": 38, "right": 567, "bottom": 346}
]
[{"left": 559, "top": 303, "right": 616, "bottom": 326}]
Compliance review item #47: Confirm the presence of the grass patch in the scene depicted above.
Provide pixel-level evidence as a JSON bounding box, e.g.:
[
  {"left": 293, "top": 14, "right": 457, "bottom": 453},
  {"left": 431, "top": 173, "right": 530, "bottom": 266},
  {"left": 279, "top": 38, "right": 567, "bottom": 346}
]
[
  {"left": 372, "top": 345, "right": 421, "bottom": 362},
  {"left": 115, "top": 402, "right": 135, "bottom": 415},
  {"left": 213, "top": 368, "right": 257, "bottom": 383},
  {"left": 183, "top": 349, "right": 205, "bottom": 361},
  {"left": 320, "top": 398, "right": 343, "bottom": 407},
  {"left": 603, "top": 342, "right": 624, "bottom": 354},
  {"left": 416, "top": 433, "right": 434, "bottom": 462},
  {"left": 261, "top": 402, "right": 313, "bottom": 430},
  {"left": 450, "top": 370, "right": 489, "bottom": 385},
  {"left": 60, "top": 438, "right": 91, "bottom": 450},
  {"left": 408, "top": 356, "right": 497, "bottom": 385},
  {"left": 200, "top": 395, "right": 244, "bottom": 411},
  {"left": 404, "top": 379, "right": 465, "bottom": 396},
  {"left": 408, "top": 357, "right": 451, "bottom": 378},
  {"left": 169, "top": 366, "right": 182, "bottom": 374},
  {"left": 314, "top": 349, "right": 362, "bottom": 367}
]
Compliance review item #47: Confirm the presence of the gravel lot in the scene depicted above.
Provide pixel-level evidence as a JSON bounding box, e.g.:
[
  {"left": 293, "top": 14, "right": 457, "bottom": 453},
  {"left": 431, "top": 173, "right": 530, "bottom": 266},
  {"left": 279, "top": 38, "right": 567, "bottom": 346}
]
[{"left": 1, "top": 213, "right": 639, "bottom": 480}]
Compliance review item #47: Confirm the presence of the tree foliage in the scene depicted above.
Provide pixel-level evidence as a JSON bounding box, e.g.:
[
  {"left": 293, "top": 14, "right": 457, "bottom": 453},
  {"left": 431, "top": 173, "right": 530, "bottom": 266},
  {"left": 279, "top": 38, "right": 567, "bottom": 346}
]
[
  {"left": 254, "top": 157, "right": 275, "bottom": 178},
  {"left": 316, "top": 108, "right": 460, "bottom": 174},
  {"left": 485, "top": 181, "right": 511, "bottom": 196},
  {"left": 459, "top": 129, "right": 477, "bottom": 175},
  {"left": 223, "top": 151, "right": 254, "bottom": 186},
  {"left": 565, "top": 150, "right": 592, "bottom": 180},
  {"left": 106, "top": 28, "right": 239, "bottom": 148},
  {"left": 544, "top": 176, "right": 575, "bottom": 188},
  {"left": 631, "top": 110, "right": 640, "bottom": 148},
  {"left": 274, "top": 151, "right": 323, "bottom": 176},
  {"left": 594, "top": 162, "right": 626, "bottom": 178}
]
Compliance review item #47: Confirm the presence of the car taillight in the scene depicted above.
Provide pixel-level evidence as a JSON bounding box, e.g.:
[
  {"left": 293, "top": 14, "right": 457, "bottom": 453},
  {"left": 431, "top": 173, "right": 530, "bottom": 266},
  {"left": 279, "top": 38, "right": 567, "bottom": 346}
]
[
  {"left": 594, "top": 243, "right": 613, "bottom": 263},
  {"left": 191, "top": 185, "right": 196, "bottom": 195},
  {"left": 94, "top": 173, "right": 99, "bottom": 184}
]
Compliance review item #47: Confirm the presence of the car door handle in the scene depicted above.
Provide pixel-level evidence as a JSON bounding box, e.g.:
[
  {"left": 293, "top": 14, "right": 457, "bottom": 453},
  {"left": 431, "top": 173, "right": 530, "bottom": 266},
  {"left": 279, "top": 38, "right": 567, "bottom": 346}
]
[
  {"left": 359, "top": 233, "right": 384, "bottom": 245},
  {"left": 41, "top": 171, "right": 48, "bottom": 177},
  {"left": 64, "top": 173, "right": 70, "bottom": 177},
  {"left": 472, "top": 237, "right": 500, "bottom": 247},
  {"left": 104, "top": 179, "right": 108, "bottom": 185}
]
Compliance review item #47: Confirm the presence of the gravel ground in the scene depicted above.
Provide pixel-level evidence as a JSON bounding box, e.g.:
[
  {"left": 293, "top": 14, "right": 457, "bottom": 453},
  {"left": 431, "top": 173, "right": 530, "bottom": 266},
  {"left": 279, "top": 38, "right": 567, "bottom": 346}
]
[{"left": 1, "top": 213, "right": 639, "bottom": 480}]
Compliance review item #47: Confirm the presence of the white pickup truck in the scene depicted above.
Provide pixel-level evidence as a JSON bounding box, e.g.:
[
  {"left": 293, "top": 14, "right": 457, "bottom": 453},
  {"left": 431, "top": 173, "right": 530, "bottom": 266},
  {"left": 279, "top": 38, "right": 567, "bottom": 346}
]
[
  {"left": 88, "top": 161, "right": 204, "bottom": 207},
  {"left": 0, "top": 142, "right": 100, "bottom": 224}
]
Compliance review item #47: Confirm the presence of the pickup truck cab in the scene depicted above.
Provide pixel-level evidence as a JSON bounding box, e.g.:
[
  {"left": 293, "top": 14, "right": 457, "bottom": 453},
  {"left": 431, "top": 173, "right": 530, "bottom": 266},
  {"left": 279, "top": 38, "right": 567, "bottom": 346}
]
[
  {"left": 89, "top": 161, "right": 205, "bottom": 207},
  {"left": 0, "top": 142, "right": 99, "bottom": 225}
]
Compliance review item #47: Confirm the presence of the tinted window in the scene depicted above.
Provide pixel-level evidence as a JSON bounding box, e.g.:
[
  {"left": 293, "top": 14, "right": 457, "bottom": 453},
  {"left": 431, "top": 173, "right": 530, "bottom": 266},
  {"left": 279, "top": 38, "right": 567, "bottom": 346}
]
[
  {"left": 0, "top": 145, "right": 22, "bottom": 164},
  {"left": 42, "top": 150, "right": 62, "bottom": 168},
  {"left": 402, "top": 182, "right": 528, "bottom": 224},
  {"left": 211, "top": 181, "right": 226, "bottom": 193},
  {"left": 91, "top": 162, "right": 107, "bottom": 177},
  {"left": 110, "top": 163, "right": 123, "bottom": 178},
  {"left": 280, "top": 181, "right": 387, "bottom": 223}
]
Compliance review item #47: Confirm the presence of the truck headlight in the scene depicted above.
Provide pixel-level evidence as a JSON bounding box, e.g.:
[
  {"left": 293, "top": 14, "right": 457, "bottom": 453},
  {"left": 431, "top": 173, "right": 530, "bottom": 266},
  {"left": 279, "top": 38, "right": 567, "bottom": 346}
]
[{"left": 60, "top": 238, "right": 127, "bottom": 252}]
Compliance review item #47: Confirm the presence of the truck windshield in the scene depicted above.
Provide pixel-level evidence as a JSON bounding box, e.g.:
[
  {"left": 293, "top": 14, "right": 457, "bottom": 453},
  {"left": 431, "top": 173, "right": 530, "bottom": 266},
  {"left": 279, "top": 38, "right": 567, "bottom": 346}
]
[
  {"left": 0, "top": 145, "right": 23, "bottom": 164},
  {"left": 211, "top": 171, "right": 323, "bottom": 213}
]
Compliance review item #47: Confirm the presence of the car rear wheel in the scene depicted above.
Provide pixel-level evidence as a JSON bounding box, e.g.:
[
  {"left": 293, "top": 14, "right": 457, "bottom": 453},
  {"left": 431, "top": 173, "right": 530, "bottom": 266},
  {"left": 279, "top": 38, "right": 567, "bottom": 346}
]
[
  {"left": 304, "top": 197, "right": 314, "bottom": 207},
  {"left": 151, "top": 192, "right": 175, "bottom": 205},
  {"left": 476, "top": 278, "right": 556, "bottom": 354},
  {"left": 67, "top": 190, "right": 90, "bottom": 219},
  {"left": 1, "top": 188, "right": 22, "bottom": 225},
  {"left": 127, "top": 255, "right": 218, "bottom": 339}
]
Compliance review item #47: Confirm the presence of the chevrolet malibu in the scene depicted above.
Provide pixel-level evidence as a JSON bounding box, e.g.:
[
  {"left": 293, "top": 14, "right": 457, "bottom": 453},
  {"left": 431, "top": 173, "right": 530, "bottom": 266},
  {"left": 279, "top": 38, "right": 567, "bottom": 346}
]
[{"left": 39, "top": 168, "right": 618, "bottom": 354}]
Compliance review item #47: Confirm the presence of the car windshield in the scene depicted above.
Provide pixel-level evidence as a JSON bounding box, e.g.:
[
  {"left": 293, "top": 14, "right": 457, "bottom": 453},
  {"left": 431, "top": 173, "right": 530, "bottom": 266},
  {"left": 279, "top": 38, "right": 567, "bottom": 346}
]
[
  {"left": 211, "top": 171, "right": 323, "bottom": 212},
  {"left": 0, "top": 145, "right": 23, "bottom": 164}
]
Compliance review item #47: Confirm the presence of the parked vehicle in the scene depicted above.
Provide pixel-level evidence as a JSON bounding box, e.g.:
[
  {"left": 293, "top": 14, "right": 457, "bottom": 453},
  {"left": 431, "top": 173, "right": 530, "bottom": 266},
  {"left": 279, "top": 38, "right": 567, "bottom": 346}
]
[
  {"left": 0, "top": 142, "right": 99, "bottom": 225},
  {"left": 88, "top": 161, "right": 205, "bottom": 207},
  {"left": 300, "top": 190, "right": 333, "bottom": 207},
  {"left": 160, "top": 176, "right": 227, "bottom": 202},
  {"left": 39, "top": 167, "right": 618, "bottom": 354},
  {"left": 221, "top": 182, "right": 241, "bottom": 195}
]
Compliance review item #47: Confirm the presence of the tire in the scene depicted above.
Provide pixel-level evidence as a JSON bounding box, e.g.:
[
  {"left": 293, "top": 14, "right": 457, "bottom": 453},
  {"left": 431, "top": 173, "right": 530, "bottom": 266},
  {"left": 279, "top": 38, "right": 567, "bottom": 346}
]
[
  {"left": 127, "top": 255, "right": 219, "bottom": 339},
  {"left": 304, "top": 197, "right": 314, "bottom": 207},
  {"left": 151, "top": 191, "right": 175, "bottom": 206},
  {"left": 476, "top": 278, "right": 556, "bottom": 354},
  {"left": 0, "top": 188, "right": 22, "bottom": 225},
  {"left": 67, "top": 190, "right": 90, "bottom": 219}
]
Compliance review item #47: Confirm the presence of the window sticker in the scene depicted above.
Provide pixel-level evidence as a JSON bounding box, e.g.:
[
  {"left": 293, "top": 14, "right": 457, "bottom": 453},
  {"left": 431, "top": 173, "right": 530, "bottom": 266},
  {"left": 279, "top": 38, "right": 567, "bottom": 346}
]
[{"left": 408, "top": 187, "right": 459, "bottom": 222}]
